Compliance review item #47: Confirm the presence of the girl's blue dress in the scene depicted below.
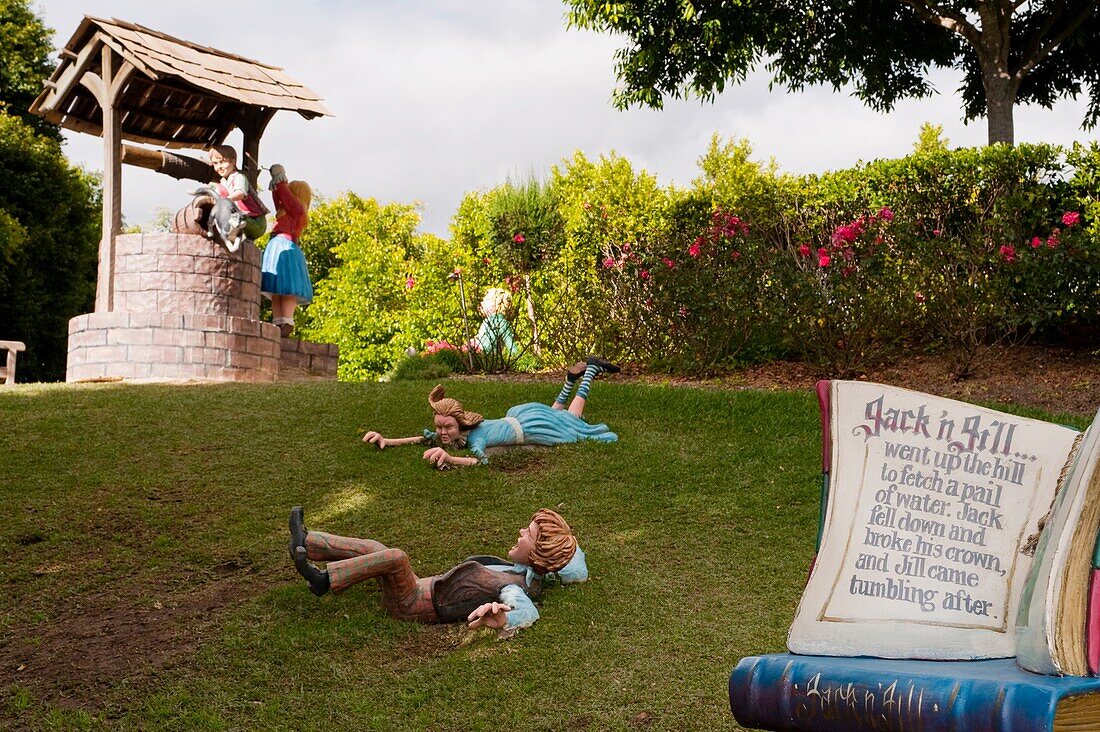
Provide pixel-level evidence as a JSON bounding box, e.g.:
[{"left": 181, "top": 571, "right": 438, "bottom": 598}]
[
  {"left": 425, "top": 403, "right": 617, "bottom": 463},
  {"left": 261, "top": 234, "right": 313, "bottom": 303}
]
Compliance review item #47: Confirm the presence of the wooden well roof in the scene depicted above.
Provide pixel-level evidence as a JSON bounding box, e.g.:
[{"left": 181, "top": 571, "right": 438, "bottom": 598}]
[{"left": 30, "top": 16, "right": 331, "bottom": 149}]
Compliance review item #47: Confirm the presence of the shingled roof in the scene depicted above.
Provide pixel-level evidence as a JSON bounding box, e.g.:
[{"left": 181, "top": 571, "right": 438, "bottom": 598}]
[{"left": 30, "top": 16, "right": 331, "bottom": 149}]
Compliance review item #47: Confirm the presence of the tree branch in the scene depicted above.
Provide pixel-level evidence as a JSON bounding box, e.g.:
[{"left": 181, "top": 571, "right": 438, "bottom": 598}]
[
  {"left": 897, "top": 0, "right": 983, "bottom": 46},
  {"left": 1019, "top": 0, "right": 1065, "bottom": 71},
  {"left": 1015, "top": 0, "right": 1098, "bottom": 79}
]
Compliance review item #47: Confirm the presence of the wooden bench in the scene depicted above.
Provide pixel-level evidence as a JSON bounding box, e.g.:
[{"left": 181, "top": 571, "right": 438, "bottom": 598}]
[{"left": 0, "top": 340, "right": 26, "bottom": 386}]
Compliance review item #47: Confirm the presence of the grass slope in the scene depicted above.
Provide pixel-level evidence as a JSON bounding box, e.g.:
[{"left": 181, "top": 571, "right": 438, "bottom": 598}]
[{"left": 1, "top": 380, "right": 1081, "bottom": 730}]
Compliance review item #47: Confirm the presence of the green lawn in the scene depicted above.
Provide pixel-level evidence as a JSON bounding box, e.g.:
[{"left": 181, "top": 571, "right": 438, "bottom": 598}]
[{"left": 1, "top": 380, "right": 1083, "bottom": 730}]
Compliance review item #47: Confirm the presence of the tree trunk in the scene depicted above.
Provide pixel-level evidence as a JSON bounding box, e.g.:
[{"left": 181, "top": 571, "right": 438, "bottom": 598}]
[
  {"left": 984, "top": 74, "right": 1018, "bottom": 145},
  {"left": 976, "top": 2, "right": 1017, "bottom": 145}
]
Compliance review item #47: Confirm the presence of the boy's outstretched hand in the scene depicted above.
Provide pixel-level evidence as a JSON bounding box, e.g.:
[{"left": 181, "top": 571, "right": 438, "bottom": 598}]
[{"left": 467, "top": 602, "right": 510, "bottom": 629}]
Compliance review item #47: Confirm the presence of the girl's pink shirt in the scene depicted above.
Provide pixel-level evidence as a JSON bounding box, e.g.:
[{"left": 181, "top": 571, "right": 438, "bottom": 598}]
[{"left": 270, "top": 181, "right": 307, "bottom": 241}]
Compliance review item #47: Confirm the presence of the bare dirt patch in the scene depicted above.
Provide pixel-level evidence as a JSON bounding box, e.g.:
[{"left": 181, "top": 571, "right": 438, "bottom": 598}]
[{"left": 0, "top": 567, "right": 263, "bottom": 712}]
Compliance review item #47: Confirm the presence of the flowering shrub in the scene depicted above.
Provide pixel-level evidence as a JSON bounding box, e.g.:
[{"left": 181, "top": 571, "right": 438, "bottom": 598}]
[
  {"left": 300, "top": 136, "right": 1098, "bottom": 381},
  {"left": 771, "top": 201, "right": 908, "bottom": 375}
]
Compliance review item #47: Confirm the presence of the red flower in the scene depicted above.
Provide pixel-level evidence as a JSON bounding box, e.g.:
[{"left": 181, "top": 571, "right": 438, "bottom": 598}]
[
  {"left": 730, "top": 250, "right": 741, "bottom": 260},
  {"left": 1047, "top": 231, "right": 1060, "bottom": 248},
  {"left": 688, "top": 241, "right": 702, "bottom": 258},
  {"left": 842, "top": 248, "right": 855, "bottom": 261},
  {"left": 915, "top": 291, "right": 926, "bottom": 303},
  {"left": 932, "top": 229, "right": 942, "bottom": 237},
  {"left": 512, "top": 233, "right": 525, "bottom": 243},
  {"left": 841, "top": 266, "right": 854, "bottom": 278},
  {"left": 1031, "top": 236, "right": 1043, "bottom": 248},
  {"left": 817, "top": 247, "right": 831, "bottom": 268},
  {"left": 582, "top": 201, "right": 592, "bottom": 210},
  {"left": 601, "top": 256, "right": 616, "bottom": 269},
  {"left": 622, "top": 242, "right": 632, "bottom": 253},
  {"left": 662, "top": 257, "right": 676, "bottom": 269},
  {"left": 999, "top": 244, "right": 1016, "bottom": 262},
  {"left": 483, "top": 257, "right": 491, "bottom": 264},
  {"left": 1062, "top": 211, "right": 1081, "bottom": 227},
  {"left": 639, "top": 269, "right": 650, "bottom": 280},
  {"left": 678, "top": 305, "right": 689, "bottom": 318},
  {"left": 798, "top": 243, "right": 811, "bottom": 257},
  {"left": 405, "top": 276, "right": 415, "bottom": 290},
  {"left": 877, "top": 207, "right": 894, "bottom": 222}
]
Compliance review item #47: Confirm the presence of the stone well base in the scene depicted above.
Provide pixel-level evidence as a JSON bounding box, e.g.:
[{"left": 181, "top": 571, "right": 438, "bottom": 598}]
[
  {"left": 67, "top": 312, "right": 281, "bottom": 382},
  {"left": 279, "top": 339, "right": 339, "bottom": 380}
]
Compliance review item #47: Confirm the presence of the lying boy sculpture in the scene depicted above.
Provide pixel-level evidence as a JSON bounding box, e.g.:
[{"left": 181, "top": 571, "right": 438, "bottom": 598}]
[
  {"left": 362, "top": 357, "right": 620, "bottom": 468},
  {"left": 289, "top": 506, "right": 587, "bottom": 631}
]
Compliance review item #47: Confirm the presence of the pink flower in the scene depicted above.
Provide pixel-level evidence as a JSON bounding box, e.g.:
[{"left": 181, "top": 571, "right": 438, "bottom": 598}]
[
  {"left": 1047, "top": 232, "right": 1060, "bottom": 248},
  {"left": 1062, "top": 211, "right": 1081, "bottom": 227},
  {"left": 798, "top": 243, "right": 811, "bottom": 257},
  {"left": 662, "top": 257, "right": 676, "bottom": 269},
  {"left": 639, "top": 269, "right": 650, "bottom": 280},
  {"left": 817, "top": 247, "right": 831, "bottom": 268},
  {"left": 405, "top": 276, "right": 415, "bottom": 290},
  {"left": 622, "top": 242, "right": 632, "bottom": 253},
  {"left": 999, "top": 244, "right": 1016, "bottom": 262},
  {"left": 932, "top": 229, "right": 942, "bottom": 237},
  {"left": 482, "top": 257, "right": 491, "bottom": 265},
  {"left": 915, "top": 291, "right": 926, "bottom": 303},
  {"left": 512, "top": 233, "right": 525, "bottom": 243},
  {"left": 688, "top": 238, "right": 703, "bottom": 258},
  {"left": 1031, "top": 236, "right": 1043, "bottom": 248},
  {"left": 601, "top": 256, "right": 616, "bottom": 269},
  {"left": 841, "top": 266, "right": 854, "bottom": 278},
  {"left": 730, "top": 250, "right": 741, "bottom": 260},
  {"left": 582, "top": 201, "right": 592, "bottom": 210},
  {"left": 842, "top": 248, "right": 855, "bottom": 261},
  {"left": 678, "top": 306, "right": 689, "bottom": 318},
  {"left": 877, "top": 207, "right": 894, "bottom": 222}
]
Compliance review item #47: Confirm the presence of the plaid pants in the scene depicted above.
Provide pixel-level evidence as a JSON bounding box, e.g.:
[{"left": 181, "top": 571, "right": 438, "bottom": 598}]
[{"left": 305, "top": 531, "right": 436, "bottom": 623}]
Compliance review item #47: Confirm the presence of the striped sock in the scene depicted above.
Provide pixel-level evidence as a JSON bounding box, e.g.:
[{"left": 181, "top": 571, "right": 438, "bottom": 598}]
[
  {"left": 574, "top": 365, "right": 600, "bottom": 401},
  {"left": 554, "top": 377, "right": 575, "bottom": 406}
]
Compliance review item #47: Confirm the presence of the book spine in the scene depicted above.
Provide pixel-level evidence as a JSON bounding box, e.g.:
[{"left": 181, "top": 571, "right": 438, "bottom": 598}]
[
  {"left": 729, "top": 656, "right": 1057, "bottom": 732},
  {"left": 1089, "top": 568, "right": 1100, "bottom": 675}
]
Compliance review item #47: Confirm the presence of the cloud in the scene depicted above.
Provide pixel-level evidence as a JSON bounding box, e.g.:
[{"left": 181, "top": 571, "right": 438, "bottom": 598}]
[{"left": 40, "top": 1, "right": 1094, "bottom": 237}]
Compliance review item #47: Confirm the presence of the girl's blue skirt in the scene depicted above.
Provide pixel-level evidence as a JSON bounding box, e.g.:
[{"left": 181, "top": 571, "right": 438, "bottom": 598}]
[{"left": 261, "top": 234, "right": 313, "bottom": 303}]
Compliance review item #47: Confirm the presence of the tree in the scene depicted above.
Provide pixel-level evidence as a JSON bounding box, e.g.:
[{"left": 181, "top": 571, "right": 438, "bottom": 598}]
[
  {"left": 0, "top": 0, "right": 101, "bottom": 381},
  {"left": 565, "top": 1, "right": 1100, "bottom": 145},
  {"left": 0, "top": 114, "right": 101, "bottom": 381},
  {"left": 0, "top": 0, "right": 59, "bottom": 140}
]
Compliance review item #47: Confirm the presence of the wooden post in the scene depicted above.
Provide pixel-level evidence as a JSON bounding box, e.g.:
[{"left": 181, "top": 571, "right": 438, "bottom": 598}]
[
  {"left": 80, "top": 42, "right": 134, "bottom": 312},
  {"left": 239, "top": 107, "right": 276, "bottom": 189}
]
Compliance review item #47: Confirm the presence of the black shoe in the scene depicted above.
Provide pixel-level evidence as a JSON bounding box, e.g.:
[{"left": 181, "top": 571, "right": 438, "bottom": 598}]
[
  {"left": 288, "top": 506, "right": 307, "bottom": 560},
  {"left": 295, "top": 546, "right": 330, "bottom": 596},
  {"left": 566, "top": 361, "right": 587, "bottom": 381},
  {"left": 586, "top": 355, "right": 621, "bottom": 374}
]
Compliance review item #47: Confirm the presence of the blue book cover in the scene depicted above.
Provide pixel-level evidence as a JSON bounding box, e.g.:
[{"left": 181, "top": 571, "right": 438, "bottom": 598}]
[{"left": 730, "top": 653, "right": 1100, "bottom": 732}]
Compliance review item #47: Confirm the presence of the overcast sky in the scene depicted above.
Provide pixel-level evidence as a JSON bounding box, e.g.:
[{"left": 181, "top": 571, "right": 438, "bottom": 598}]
[{"left": 39, "top": 1, "right": 1096, "bottom": 238}]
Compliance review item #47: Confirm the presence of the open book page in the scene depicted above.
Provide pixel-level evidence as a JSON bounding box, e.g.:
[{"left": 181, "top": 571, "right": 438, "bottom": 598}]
[
  {"left": 788, "top": 381, "right": 1080, "bottom": 659},
  {"left": 1016, "top": 410, "right": 1100, "bottom": 676}
]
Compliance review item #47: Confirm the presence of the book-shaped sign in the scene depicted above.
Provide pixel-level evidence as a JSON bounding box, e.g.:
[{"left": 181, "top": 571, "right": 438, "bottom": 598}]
[{"left": 788, "top": 381, "right": 1079, "bottom": 659}]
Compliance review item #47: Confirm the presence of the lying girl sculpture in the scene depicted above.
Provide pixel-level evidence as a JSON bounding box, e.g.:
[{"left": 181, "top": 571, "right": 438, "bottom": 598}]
[{"left": 362, "top": 357, "right": 620, "bottom": 468}]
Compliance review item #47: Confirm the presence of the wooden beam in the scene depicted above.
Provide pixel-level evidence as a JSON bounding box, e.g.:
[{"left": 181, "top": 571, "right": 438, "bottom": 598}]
[
  {"left": 35, "top": 35, "right": 104, "bottom": 113},
  {"left": 239, "top": 106, "right": 276, "bottom": 189},
  {"left": 95, "top": 45, "right": 126, "bottom": 313},
  {"left": 120, "top": 144, "right": 216, "bottom": 182}
]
